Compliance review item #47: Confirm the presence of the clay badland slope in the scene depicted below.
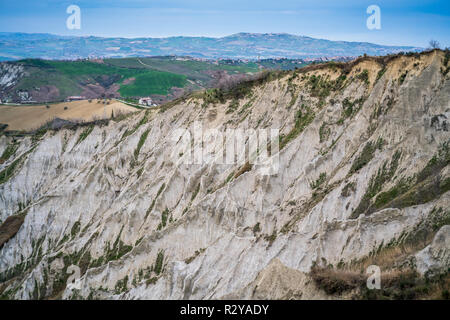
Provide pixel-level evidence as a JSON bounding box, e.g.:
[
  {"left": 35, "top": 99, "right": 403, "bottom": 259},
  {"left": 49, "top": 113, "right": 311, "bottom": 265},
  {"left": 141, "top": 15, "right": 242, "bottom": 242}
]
[{"left": 0, "top": 50, "right": 449, "bottom": 300}]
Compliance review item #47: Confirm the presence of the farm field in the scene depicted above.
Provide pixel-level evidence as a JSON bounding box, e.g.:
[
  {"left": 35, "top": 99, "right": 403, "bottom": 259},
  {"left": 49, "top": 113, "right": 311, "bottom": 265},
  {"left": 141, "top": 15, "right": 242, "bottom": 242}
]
[{"left": 0, "top": 100, "right": 137, "bottom": 131}]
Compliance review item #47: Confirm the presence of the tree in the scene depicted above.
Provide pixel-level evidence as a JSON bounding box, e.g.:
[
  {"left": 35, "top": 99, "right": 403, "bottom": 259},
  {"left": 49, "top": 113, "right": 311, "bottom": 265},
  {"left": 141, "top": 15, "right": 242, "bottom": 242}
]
[{"left": 429, "top": 39, "right": 440, "bottom": 49}]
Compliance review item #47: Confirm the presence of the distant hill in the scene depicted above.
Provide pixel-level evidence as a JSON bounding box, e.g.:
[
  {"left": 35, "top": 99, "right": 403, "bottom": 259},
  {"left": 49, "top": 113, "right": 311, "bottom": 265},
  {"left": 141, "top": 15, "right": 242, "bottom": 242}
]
[
  {"left": 0, "top": 32, "right": 422, "bottom": 61},
  {"left": 0, "top": 56, "right": 264, "bottom": 103}
]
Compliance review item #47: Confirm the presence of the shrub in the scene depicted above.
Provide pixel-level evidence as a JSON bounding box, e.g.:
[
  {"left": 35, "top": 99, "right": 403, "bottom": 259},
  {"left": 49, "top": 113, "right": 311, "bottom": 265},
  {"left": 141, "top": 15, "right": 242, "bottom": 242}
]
[
  {"left": 399, "top": 72, "right": 408, "bottom": 84},
  {"left": 376, "top": 68, "right": 386, "bottom": 82},
  {"left": 76, "top": 125, "right": 94, "bottom": 145},
  {"left": 310, "top": 267, "right": 364, "bottom": 295},
  {"left": 319, "top": 123, "right": 331, "bottom": 143},
  {"left": 341, "top": 181, "right": 356, "bottom": 197},
  {"left": 114, "top": 276, "right": 128, "bottom": 294},
  {"left": 370, "top": 142, "right": 449, "bottom": 211},
  {"left": 351, "top": 150, "right": 401, "bottom": 218},
  {"left": 349, "top": 138, "right": 384, "bottom": 174},
  {"left": 357, "top": 69, "right": 370, "bottom": 85},
  {"left": 154, "top": 250, "right": 164, "bottom": 275},
  {"left": 0, "top": 153, "right": 26, "bottom": 185},
  {"left": 310, "top": 172, "right": 327, "bottom": 190},
  {"left": 157, "top": 208, "right": 169, "bottom": 230},
  {"left": 280, "top": 105, "right": 314, "bottom": 149},
  {"left": 134, "top": 128, "right": 150, "bottom": 160},
  {"left": 0, "top": 143, "right": 18, "bottom": 164}
]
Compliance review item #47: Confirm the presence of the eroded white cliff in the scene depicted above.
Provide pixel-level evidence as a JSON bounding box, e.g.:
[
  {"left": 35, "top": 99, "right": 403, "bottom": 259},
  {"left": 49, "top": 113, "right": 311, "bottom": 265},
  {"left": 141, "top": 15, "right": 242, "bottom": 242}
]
[{"left": 0, "top": 50, "right": 449, "bottom": 300}]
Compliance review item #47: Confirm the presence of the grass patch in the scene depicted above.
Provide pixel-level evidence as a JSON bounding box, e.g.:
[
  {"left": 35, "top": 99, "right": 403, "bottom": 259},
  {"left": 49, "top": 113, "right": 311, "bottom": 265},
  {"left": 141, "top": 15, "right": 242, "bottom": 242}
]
[
  {"left": 226, "top": 99, "right": 239, "bottom": 114},
  {"left": 311, "top": 265, "right": 449, "bottom": 299},
  {"left": 351, "top": 150, "right": 401, "bottom": 218},
  {"left": 90, "top": 230, "right": 133, "bottom": 268},
  {"left": 349, "top": 138, "right": 384, "bottom": 175},
  {"left": 0, "top": 152, "right": 27, "bottom": 185},
  {"left": 319, "top": 122, "right": 331, "bottom": 143},
  {"left": 191, "top": 183, "right": 200, "bottom": 201},
  {"left": 0, "top": 143, "right": 18, "bottom": 164},
  {"left": 114, "top": 276, "right": 128, "bottom": 294},
  {"left": 310, "top": 172, "right": 327, "bottom": 190},
  {"left": 306, "top": 74, "right": 346, "bottom": 100},
  {"left": 357, "top": 69, "right": 370, "bottom": 85},
  {"left": 287, "top": 93, "right": 298, "bottom": 109},
  {"left": 264, "top": 228, "right": 278, "bottom": 247},
  {"left": 371, "top": 141, "right": 449, "bottom": 211},
  {"left": 185, "top": 248, "right": 206, "bottom": 264},
  {"left": 154, "top": 250, "right": 165, "bottom": 275},
  {"left": 121, "top": 111, "right": 149, "bottom": 140},
  {"left": 341, "top": 181, "right": 356, "bottom": 197},
  {"left": 202, "top": 88, "right": 225, "bottom": 108},
  {"left": 280, "top": 104, "right": 314, "bottom": 149},
  {"left": 134, "top": 128, "right": 150, "bottom": 160},
  {"left": 399, "top": 72, "right": 408, "bottom": 85},
  {"left": 376, "top": 68, "right": 386, "bottom": 82},
  {"left": 157, "top": 208, "right": 170, "bottom": 230},
  {"left": 311, "top": 266, "right": 364, "bottom": 295},
  {"left": 76, "top": 125, "right": 94, "bottom": 145},
  {"left": 144, "top": 183, "right": 165, "bottom": 220},
  {"left": 340, "top": 97, "right": 365, "bottom": 121}
]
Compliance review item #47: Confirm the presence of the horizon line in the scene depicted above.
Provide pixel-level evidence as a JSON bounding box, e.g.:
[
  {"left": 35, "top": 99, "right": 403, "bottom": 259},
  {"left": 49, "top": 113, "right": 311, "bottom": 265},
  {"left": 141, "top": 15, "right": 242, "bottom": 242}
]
[{"left": 0, "top": 31, "right": 422, "bottom": 49}]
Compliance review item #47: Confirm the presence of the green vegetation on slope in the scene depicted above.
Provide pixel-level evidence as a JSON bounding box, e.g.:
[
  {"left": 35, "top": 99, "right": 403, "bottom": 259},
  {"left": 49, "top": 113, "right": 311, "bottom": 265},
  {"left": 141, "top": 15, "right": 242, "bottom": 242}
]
[{"left": 119, "top": 72, "right": 186, "bottom": 96}]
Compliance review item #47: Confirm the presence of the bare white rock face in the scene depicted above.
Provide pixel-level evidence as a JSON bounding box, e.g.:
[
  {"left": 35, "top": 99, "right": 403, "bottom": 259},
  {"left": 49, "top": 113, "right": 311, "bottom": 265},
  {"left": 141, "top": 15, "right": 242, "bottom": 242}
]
[
  {"left": 0, "top": 50, "right": 449, "bottom": 300},
  {"left": 415, "top": 225, "right": 450, "bottom": 276}
]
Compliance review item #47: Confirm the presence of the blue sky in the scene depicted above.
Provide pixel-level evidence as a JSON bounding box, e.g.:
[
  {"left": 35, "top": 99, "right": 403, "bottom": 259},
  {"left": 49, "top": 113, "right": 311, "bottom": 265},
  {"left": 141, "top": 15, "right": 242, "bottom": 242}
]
[{"left": 0, "top": 0, "right": 449, "bottom": 47}]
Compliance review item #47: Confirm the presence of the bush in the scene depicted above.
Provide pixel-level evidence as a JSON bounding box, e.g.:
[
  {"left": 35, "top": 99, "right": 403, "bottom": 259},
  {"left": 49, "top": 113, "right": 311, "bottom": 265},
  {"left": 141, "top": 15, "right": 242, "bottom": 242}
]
[
  {"left": 154, "top": 250, "right": 164, "bottom": 275},
  {"left": 76, "top": 125, "right": 94, "bottom": 145},
  {"left": 280, "top": 105, "right": 314, "bottom": 149},
  {"left": 341, "top": 182, "right": 356, "bottom": 197},
  {"left": 310, "top": 172, "right": 327, "bottom": 190},
  {"left": 134, "top": 128, "right": 150, "bottom": 160},
  {"left": 351, "top": 150, "right": 401, "bottom": 218},
  {"left": 349, "top": 138, "right": 384, "bottom": 174},
  {"left": 310, "top": 267, "right": 364, "bottom": 295},
  {"left": 357, "top": 69, "right": 370, "bottom": 85}
]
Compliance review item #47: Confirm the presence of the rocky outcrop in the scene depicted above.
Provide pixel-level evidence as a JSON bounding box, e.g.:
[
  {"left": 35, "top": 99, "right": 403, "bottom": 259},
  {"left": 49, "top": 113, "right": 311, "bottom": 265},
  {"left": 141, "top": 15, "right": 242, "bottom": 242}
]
[
  {"left": 415, "top": 225, "right": 450, "bottom": 276},
  {"left": 0, "top": 50, "right": 448, "bottom": 300}
]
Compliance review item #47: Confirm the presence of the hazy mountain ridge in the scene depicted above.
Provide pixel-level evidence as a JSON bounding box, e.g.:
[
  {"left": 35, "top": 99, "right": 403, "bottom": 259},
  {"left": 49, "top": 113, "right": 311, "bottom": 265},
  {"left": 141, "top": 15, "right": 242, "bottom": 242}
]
[{"left": 0, "top": 32, "right": 421, "bottom": 61}]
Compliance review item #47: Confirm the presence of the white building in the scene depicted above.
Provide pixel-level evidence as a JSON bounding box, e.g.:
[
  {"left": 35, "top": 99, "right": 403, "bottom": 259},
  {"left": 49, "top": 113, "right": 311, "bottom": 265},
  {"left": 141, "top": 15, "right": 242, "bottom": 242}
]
[
  {"left": 138, "top": 97, "right": 156, "bottom": 107},
  {"left": 66, "top": 96, "right": 86, "bottom": 101}
]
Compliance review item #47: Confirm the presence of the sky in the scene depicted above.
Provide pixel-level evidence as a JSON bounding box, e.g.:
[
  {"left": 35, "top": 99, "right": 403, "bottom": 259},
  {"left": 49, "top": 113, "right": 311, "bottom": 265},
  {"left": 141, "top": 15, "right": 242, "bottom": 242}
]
[{"left": 0, "top": 0, "right": 449, "bottom": 47}]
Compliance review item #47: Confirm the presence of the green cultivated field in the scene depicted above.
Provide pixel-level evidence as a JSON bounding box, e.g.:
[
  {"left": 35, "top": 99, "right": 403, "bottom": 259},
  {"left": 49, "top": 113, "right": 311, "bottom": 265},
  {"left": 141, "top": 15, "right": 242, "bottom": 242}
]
[{"left": 119, "top": 71, "right": 187, "bottom": 96}]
